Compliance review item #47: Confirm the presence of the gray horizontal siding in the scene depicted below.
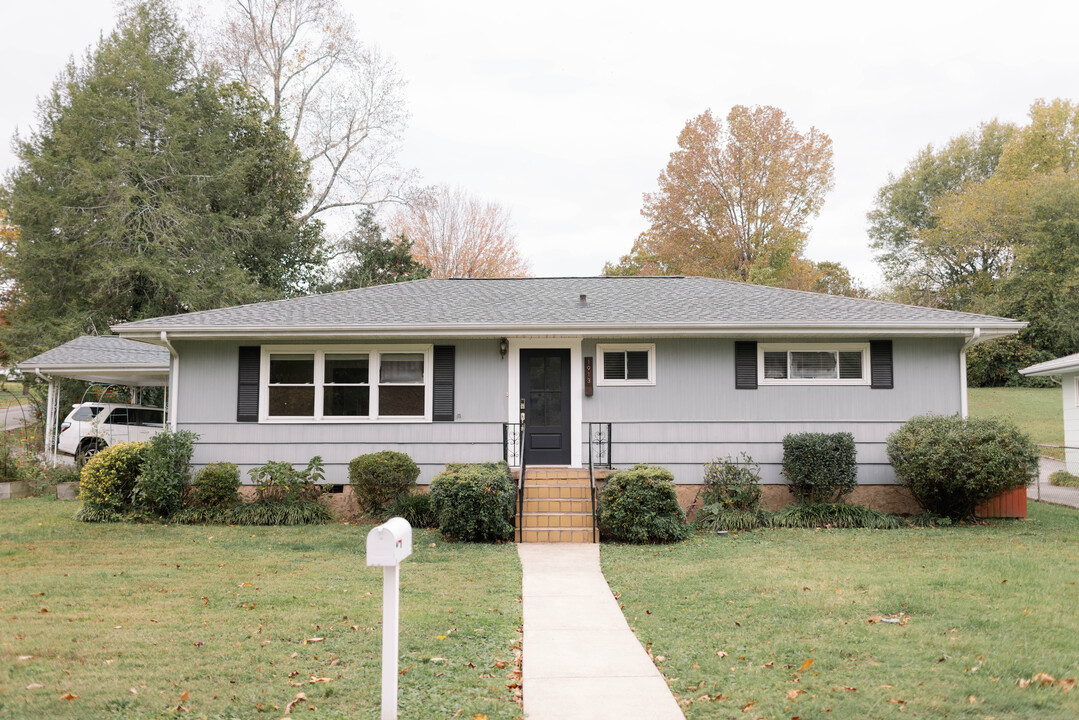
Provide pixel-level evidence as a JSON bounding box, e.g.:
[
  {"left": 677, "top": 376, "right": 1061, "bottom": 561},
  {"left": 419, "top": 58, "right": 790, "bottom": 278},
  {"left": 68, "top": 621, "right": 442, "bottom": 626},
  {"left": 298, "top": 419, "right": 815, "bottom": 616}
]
[{"left": 582, "top": 421, "right": 902, "bottom": 485}]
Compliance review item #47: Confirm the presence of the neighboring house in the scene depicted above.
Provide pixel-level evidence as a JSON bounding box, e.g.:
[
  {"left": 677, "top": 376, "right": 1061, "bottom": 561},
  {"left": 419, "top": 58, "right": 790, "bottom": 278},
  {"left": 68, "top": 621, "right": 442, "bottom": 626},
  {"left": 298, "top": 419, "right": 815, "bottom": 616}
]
[
  {"left": 1020, "top": 353, "right": 1079, "bottom": 474},
  {"left": 103, "top": 276, "right": 1025, "bottom": 513}
]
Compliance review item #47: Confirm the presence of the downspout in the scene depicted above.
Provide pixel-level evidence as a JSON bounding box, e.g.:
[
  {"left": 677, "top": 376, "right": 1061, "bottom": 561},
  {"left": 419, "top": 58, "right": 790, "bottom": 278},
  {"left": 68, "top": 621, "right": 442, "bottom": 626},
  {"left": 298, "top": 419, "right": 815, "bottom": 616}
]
[
  {"left": 959, "top": 328, "right": 981, "bottom": 419},
  {"left": 35, "top": 369, "right": 57, "bottom": 467},
  {"left": 160, "top": 331, "right": 179, "bottom": 432}
]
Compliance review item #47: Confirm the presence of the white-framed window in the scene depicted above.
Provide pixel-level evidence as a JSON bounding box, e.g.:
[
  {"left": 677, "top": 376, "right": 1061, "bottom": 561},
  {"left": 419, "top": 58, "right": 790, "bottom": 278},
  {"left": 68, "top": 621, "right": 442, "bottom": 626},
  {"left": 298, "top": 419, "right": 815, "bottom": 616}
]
[
  {"left": 260, "top": 345, "right": 433, "bottom": 422},
  {"left": 596, "top": 343, "right": 656, "bottom": 386},
  {"left": 758, "top": 343, "right": 870, "bottom": 385}
]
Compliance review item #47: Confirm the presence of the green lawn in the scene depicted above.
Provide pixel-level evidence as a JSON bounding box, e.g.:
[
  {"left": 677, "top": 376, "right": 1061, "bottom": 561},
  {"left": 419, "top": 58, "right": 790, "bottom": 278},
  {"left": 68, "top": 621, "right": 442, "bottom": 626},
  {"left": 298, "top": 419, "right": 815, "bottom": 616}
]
[
  {"left": 602, "top": 502, "right": 1079, "bottom": 719},
  {"left": 0, "top": 383, "right": 29, "bottom": 411},
  {"left": 968, "top": 387, "right": 1064, "bottom": 459},
  {"left": 0, "top": 499, "right": 522, "bottom": 720}
]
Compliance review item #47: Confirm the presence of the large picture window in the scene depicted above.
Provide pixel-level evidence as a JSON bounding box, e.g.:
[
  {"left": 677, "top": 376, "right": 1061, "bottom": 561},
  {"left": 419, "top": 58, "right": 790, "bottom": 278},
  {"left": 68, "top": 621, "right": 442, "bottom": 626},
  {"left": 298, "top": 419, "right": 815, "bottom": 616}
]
[
  {"left": 758, "top": 343, "right": 870, "bottom": 385},
  {"left": 261, "top": 345, "right": 431, "bottom": 421},
  {"left": 596, "top": 344, "right": 656, "bottom": 386}
]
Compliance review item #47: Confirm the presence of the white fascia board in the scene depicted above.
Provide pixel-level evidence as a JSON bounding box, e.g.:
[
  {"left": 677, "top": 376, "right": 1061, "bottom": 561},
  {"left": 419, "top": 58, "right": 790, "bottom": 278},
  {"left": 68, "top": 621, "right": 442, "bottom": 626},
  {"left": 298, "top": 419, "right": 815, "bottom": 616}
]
[
  {"left": 114, "top": 321, "right": 1027, "bottom": 342},
  {"left": 1020, "top": 353, "right": 1079, "bottom": 377}
]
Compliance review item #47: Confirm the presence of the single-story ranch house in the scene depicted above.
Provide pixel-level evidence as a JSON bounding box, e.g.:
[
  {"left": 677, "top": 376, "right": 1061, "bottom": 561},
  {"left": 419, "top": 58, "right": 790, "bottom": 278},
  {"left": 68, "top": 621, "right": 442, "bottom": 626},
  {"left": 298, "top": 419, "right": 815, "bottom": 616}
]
[
  {"left": 90, "top": 276, "right": 1024, "bottom": 515},
  {"left": 1021, "top": 352, "right": 1079, "bottom": 475}
]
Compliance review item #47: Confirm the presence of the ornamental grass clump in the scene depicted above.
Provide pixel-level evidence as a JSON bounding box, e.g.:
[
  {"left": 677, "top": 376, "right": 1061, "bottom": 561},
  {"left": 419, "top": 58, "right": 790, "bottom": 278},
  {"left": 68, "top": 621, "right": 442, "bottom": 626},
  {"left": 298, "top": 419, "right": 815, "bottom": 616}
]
[
  {"left": 233, "top": 456, "right": 332, "bottom": 525},
  {"left": 772, "top": 502, "right": 902, "bottom": 529},
  {"left": 429, "top": 462, "right": 514, "bottom": 542},
  {"left": 75, "top": 441, "right": 149, "bottom": 522},
  {"left": 1049, "top": 470, "right": 1079, "bottom": 488},
  {"left": 887, "top": 414, "right": 1038, "bottom": 519},
  {"left": 599, "top": 464, "right": 687, "bottom": 543},
  {"left": 695, "top": 453, "right": 773, "bottom": 531}
]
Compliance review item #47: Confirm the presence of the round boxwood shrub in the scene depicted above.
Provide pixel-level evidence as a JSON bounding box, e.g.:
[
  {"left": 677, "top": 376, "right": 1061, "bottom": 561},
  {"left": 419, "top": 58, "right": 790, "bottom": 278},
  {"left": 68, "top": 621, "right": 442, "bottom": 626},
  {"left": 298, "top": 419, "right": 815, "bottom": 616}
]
[
  {"left": 886, "top": 414, "right": 1038, "bottom": 519},
  {"left": 76, "top": 441, "right": 149, "bottom": 521},
  {"left": 599, "top": 464, "right": 687, "bottom": 544},
  {"left": 191, "top": 462, "right": 241, "bottom": 508},
  {"left": 781, "top": 432, "right": 858, "bottom": 503},
  {"left": 429, "top": 462, "right": 514, "bottom": 542},
  {"left": 349, "top": 451, "right": 420, "bottom": 515}
]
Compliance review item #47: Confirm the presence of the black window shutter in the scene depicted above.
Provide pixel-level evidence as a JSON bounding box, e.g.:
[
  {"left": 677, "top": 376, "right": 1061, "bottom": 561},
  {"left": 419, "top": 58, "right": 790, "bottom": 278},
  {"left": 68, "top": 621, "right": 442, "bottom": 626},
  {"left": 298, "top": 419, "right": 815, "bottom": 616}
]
[
  {"left": 870, "top": 340, "right": 893, "bottom": 389},
  {"left": 433, "top": 345, "right": 455, "bottom": 421},
  {"left": 237, "top": 346, "right": 260, "bottom": 422},
  {"left": 734, "top": 341, "right": 758, "bottom": 389}
]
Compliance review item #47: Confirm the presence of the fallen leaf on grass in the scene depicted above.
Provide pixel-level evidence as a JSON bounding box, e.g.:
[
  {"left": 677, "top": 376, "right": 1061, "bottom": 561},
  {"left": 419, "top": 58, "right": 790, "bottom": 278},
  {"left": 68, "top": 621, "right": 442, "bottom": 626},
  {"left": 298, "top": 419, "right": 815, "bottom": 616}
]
[
  {"left": 796, "top": 658, "right": 814, "bottom": 673},
  {"left": 762, "top": 661, "right": 774, "bottom": 668},
  {"left": 494, "top": 659, "right": 507, "bottom": 669},
  {"left": 309, "top": 676, "right": 331, "bottom": 683},
  {"left": 26, "top": 684, "right": 44, "bottom": 691},
  {"left": 286, "top": 692, "right": 307, "bottom": 713},
  {"left": 60, "top": 693, "right": 78, "bottom": 700},
  {"left": 17, "top": 655, "right": 32, "bottom": 661},
  {"left": 304, "top": 637, "right": 324, "bottom": 644},
  {"left": 716, "top": 651, "right": 729, "bottom": 658},
  {"left": 787, "top": 689, "right": 806, "bottom": 700},
  {"left": 1017, "top": 672, "right": 1075, "bottom": 691},
  {"left": 741, "top": 700, "right": 755, "bottom": 712},
  {"left": 472, "top": 715, "right": 488, "bottom": 720}
]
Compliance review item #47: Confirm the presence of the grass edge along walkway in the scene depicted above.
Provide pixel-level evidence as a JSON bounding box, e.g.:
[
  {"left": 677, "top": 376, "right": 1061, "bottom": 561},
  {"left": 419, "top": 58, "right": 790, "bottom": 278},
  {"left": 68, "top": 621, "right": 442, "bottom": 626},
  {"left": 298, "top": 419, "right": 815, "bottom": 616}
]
[{"left": 601, "top": 502, "right": 1079, "bottom": 720}]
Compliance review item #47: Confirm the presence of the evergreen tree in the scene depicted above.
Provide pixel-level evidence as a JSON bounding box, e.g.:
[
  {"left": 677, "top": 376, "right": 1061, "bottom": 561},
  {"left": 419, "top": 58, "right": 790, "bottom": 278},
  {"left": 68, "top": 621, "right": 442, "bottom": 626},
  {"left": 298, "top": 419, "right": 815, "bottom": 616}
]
[{"left": 0, "top": 1, "right": 324, "bottom": 360}]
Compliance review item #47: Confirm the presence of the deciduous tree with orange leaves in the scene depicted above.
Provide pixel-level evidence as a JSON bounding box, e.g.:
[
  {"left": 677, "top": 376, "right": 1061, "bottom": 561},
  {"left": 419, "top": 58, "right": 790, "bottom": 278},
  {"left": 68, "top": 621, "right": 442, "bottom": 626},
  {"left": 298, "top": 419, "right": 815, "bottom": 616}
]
[
  {"left": 388, "top": 185, "right": 530, "bottom": 278},
  {"left": 606, "top": 105, "right": 836, "bottom": 290}
]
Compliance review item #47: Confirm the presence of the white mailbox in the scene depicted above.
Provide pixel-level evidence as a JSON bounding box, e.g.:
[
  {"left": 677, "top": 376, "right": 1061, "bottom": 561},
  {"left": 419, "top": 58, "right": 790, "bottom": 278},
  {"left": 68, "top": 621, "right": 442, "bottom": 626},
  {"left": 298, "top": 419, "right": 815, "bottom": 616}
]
[{"left": 366, "top": 516, "right": 413, "bottom": 567}]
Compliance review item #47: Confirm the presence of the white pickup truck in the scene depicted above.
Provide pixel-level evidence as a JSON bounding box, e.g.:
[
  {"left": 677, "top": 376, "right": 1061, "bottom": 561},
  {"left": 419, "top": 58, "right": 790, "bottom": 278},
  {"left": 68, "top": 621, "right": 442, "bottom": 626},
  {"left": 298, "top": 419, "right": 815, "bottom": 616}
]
[{"left": 57, "top": 403, "right": 166, "bottom": 464}]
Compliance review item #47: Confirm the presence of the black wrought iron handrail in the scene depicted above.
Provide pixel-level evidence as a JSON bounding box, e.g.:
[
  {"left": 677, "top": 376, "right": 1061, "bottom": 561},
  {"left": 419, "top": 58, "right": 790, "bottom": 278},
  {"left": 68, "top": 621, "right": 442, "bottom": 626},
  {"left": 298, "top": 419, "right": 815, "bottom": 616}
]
[
  {"left": 587, "top": 422, "right": 612, "bottom": 544},
  {"left": 517, "top": 422, "right": 527, "bottom": 542},
  {"left": 503, "top": 421, "right": 526, "bottom": 541}
]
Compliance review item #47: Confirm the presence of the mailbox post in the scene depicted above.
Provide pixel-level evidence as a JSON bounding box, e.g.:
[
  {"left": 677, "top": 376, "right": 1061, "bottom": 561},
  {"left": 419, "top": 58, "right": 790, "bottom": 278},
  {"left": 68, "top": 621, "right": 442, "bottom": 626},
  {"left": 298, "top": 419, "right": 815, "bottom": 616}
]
[{"left": 366, "top": 517, "right": 413, "bottom": 720}]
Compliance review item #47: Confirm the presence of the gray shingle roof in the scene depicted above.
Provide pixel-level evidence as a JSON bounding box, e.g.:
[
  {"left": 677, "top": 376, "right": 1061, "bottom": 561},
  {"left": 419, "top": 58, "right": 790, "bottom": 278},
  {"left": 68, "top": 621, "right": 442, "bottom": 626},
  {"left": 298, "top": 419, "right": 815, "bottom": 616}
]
[
  {"left": 112, "top": 276, "right": 1023, "bottom": 337},
  {"left": 17, "top": 335, "right": 170, "bottom": 370}
]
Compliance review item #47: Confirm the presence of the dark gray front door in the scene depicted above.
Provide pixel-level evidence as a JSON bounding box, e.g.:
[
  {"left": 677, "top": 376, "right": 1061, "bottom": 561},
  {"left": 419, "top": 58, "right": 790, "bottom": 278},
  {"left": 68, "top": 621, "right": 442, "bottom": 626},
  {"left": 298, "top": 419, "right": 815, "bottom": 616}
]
[{"left": 520, "top": 348, "right": 571, "bottom": 465}]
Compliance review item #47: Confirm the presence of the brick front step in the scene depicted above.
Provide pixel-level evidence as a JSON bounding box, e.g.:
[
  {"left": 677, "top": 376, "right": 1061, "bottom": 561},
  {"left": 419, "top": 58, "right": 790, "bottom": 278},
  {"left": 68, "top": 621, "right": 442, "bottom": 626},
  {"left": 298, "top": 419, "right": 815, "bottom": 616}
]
[
  {"left": 520, "top": 512, "right": 594, "bottom": 529},
  {"left": 520, "top": 498, "right": 591, "bottom": 514},
  {"left": 519, "top": 528, "right": 595, "bottom": 543},
  {"left": 523, "top": 485, "right": 591, "bottom": 500}
]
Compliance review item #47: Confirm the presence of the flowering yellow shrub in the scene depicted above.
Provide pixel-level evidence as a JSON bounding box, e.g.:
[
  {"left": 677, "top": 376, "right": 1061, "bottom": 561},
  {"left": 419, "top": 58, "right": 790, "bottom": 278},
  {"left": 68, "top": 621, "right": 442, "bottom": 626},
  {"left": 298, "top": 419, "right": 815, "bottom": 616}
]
[{"left": 78, "top": 442, "right": 148, "bottom": 519}]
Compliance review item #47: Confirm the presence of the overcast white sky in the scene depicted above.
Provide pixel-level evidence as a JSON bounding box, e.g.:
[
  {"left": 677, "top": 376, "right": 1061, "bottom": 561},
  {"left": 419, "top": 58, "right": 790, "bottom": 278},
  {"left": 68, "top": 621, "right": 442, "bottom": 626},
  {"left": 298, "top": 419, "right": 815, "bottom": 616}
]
[{"left": 3, "top": 1, "right": 1077, "bottom": 288}]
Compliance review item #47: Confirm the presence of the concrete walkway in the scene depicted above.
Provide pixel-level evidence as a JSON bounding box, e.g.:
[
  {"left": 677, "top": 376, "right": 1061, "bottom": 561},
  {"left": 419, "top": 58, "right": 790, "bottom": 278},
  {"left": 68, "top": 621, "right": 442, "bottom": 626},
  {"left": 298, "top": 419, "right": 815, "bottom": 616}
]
[
  {"left": 1030, "top": 457, "right": 1079, "bottom": 510},
  {"left": 517, "top": 543, "right": 685, "bottom": 720}
]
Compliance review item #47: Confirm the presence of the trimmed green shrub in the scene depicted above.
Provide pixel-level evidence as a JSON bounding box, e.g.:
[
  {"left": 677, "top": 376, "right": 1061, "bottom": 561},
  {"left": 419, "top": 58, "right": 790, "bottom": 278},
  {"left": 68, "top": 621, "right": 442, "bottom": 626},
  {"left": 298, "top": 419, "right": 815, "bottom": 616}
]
[
  {"left": 76, "top": 441, "right": 148, "bottom": 521},
  {"left": 134, "top": 430, "right": 197, "bottom": 516},
  {"left": 772, "top": 502, "right": 901, "bottom": 529},
  {"left": 429, "top": 462, "right": 515, "bottom": 542},
  {"left": 191, "top": 463, "right": 241, "bottom": 508},
  {"left": 781, "top": 432, "right": 858, "bottom": 503},
  {"left": 349, "top": 451, "right": 420, "bottom": 515},
  {"left": 599, "top": 464, "right": 687, "bottom": 544},
  {"left": 886, "top": 414, "right": 1038, "bottom": 519},
  {"left": 385, "top": 492, "right": 436, "bottom": 528},
  {"left": 701, "top": 452, "right": 762, "bottom": 510},
  {"left": 1049, "top": 470, "right": 1079, "bottom": 488}
]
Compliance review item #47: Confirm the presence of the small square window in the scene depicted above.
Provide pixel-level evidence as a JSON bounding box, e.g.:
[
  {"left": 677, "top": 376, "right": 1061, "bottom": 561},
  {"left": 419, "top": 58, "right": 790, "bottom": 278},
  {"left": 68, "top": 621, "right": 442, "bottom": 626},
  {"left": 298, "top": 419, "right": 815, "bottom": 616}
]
[{"left": 596, "top": 344, "right": 655, "bottom": 386}]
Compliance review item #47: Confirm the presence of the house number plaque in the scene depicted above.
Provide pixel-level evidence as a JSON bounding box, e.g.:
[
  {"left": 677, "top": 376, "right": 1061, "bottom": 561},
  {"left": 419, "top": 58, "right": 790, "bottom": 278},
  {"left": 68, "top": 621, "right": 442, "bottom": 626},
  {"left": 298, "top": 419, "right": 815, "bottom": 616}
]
[{"left": 584, "top": 356, "right": 594, "bottom": 397}]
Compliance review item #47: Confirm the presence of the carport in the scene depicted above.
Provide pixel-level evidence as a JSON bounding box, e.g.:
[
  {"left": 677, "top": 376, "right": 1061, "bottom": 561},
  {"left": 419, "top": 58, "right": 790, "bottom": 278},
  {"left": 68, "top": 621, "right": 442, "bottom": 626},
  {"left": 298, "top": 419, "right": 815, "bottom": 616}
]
[{"left": 15, "top": 336, "right": 171, "bottom": 464}]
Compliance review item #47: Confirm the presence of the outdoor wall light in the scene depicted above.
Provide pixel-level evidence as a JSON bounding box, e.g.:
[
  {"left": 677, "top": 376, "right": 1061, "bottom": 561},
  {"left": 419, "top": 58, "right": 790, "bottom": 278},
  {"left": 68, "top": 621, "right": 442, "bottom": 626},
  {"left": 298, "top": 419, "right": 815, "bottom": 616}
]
[{"left": 499, "top": 337, "right": 508, "bottom": 359}]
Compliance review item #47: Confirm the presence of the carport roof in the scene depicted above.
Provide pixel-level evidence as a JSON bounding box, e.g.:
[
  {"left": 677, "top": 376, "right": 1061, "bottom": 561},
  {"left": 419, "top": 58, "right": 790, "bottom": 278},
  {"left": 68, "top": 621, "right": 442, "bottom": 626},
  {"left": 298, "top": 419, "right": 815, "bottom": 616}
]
[{"left": 16, "top": 335, "right": 170, "bottom": 386}]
